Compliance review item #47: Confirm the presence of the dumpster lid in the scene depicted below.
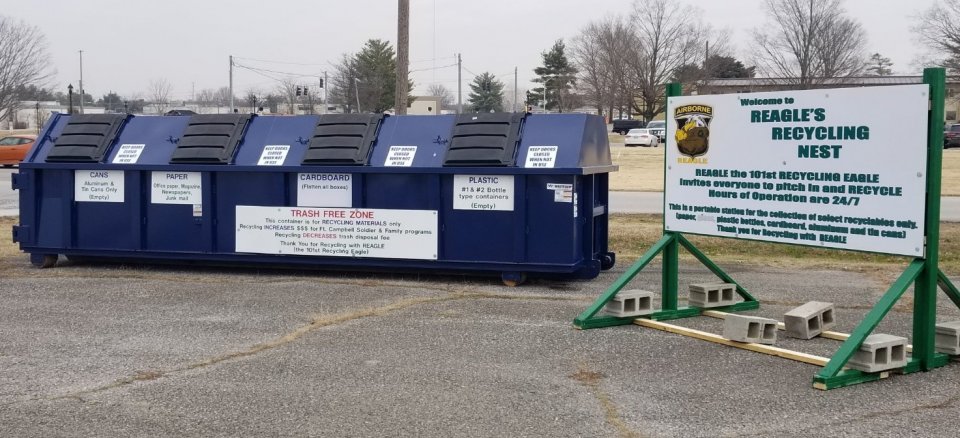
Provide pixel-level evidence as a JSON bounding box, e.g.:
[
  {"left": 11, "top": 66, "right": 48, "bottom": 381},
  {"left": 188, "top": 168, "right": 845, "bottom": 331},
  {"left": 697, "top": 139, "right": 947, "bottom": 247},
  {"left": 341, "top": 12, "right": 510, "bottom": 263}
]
[
  {"left": 301, "top": 114, "right": 385, "bottom": 166},
  {"left": 443, "top": 113, "right": 525, "bottom": 167},
  {"left": 169, "top": 114, "right": 253, "bottom": 164},
  {"left": 46, "top": 114, "right": 128, "bottom": 163}
]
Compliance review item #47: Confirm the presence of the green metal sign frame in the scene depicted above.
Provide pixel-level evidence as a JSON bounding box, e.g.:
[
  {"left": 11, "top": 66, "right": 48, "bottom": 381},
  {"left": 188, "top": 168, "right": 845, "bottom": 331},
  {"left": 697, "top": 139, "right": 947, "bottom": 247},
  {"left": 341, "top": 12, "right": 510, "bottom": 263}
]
[{"left": 574, "top": 68, "right": 960, "bottom": 390}]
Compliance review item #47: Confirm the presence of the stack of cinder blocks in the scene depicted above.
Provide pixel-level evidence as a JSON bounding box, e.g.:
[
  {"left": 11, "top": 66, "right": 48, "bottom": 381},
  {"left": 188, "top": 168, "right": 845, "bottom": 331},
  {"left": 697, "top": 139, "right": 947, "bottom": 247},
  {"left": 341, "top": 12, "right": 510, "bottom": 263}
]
[
  {"left": 784, "top": 301, "right": 835, "bottom": 339},
  {"left": 604, "top": 289, "right": 654, "bottom": 318},
  {"left": 722, "top": 314, "right": 778, "bottom": 344},
  {"left": 688, "top": 282, "right": 737, "bottom": 308}
]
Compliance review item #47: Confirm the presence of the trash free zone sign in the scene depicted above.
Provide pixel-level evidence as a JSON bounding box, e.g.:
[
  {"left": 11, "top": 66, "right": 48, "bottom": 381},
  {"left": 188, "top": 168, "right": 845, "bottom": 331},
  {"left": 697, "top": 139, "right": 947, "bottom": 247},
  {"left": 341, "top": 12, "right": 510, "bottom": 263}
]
[
  {"left": 235, "top": 206, "right": 437, "bottom": 260},
  {"left": 664, "top": 85, "right": 928, "bottom": 257}
]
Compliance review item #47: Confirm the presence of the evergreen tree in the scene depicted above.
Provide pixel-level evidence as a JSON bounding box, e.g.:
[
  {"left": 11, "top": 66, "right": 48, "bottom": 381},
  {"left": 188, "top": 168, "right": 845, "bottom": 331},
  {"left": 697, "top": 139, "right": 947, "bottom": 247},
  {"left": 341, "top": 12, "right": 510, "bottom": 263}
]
[
  {"left": 865, "top": 53, "right": 893, "bottom": 76},
  {"left": 468, "top": 72, "right": 505, "bottom": 113},
  {"left": 526, "top": 39, "right": 578, "bottom": 112}
]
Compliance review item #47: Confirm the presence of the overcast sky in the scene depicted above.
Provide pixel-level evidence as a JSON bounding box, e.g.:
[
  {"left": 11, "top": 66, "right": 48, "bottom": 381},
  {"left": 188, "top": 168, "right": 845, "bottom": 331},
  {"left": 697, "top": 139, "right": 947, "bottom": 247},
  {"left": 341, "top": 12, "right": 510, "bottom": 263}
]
[{"left": 2, "top": 0, "right": 938, "bottom": 101}]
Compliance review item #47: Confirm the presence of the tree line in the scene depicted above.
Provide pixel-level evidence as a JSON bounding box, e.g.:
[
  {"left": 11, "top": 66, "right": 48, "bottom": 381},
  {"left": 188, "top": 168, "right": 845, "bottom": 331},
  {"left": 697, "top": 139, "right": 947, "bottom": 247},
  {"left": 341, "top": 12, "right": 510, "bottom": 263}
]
[{"left": 7, "top": 0, "right": 960, "bottom": 121}]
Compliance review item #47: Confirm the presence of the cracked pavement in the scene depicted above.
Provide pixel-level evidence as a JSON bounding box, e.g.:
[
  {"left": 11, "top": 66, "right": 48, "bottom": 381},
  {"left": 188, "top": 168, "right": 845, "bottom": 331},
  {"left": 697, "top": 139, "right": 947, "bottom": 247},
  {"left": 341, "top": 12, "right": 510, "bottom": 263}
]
[{"left": 2, "top": 259, "right": 960, "bottom": 437}]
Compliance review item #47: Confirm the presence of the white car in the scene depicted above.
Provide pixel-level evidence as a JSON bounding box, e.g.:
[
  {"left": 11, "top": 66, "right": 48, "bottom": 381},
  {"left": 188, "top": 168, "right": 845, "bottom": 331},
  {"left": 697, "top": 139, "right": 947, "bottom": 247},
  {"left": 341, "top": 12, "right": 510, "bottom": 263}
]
[{"left": 624, "top": 128, "right": 658, "bottom": 147}]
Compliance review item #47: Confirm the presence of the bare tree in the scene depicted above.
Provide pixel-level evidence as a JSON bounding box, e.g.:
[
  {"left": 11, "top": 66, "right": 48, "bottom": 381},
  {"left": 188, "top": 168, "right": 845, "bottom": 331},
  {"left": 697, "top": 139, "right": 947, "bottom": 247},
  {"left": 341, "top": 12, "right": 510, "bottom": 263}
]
[
  {"left": 915, "top": 0, "right": 960, "bottom": 72},
  {"left": 628, "top": 0, "right": 707, "bottom": 121},
  {"left": 752, "top": 0, "right": 867, "bottom": 87},
  {"left": 427, "top": 83, "right": 454, "bottom": 109},
  {"left": 865, "top": 53, "right": 894, "bottom": 76},
  {"left": 149, "top": 78, "right": 172, "bottom": 114},
  {"left": 276, "top": 78, "right": 300, "bottom": 114},
  {"left": 502, "top": 83, "right": 527, "bottom": 113},
  {"left": 0, "top": 16, "right": 52, "bottom": 128},
  {"left": 213, "top": 87, "right": 234, "bottom": 109},
  {"left": 196, "top": 88, "right": 217, "bottom": 113},
  {"left": 571, "top": 19, "right": 613, "bottom": 117}
]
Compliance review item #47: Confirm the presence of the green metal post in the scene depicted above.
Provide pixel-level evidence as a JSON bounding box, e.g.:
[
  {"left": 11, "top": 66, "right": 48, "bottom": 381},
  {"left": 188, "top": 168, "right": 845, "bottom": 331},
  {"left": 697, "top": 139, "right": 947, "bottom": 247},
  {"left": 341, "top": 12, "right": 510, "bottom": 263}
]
[
  {"left": 937, "top": 269, "right": 960, "bottom": 309},
  {"left": 573, "top": 233, "right": 675, "bottom": 328},
  {"left": 816, "top": 259, "right": 924, "bottom": 379},
  {"left": 661, "top": 83, "right": 683, "bottom": 311},
  {"left": 677, "top": 234, "right": 757, "bottom": 302},
  {"left": 915, "top": 67, "right": 946, "bottom": 370}
]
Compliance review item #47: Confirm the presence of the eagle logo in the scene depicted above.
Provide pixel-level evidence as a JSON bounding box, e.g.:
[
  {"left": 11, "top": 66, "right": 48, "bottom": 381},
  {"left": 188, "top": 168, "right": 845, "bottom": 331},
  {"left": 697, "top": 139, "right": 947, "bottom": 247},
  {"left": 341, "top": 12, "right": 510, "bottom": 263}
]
[{"left": 674, "top": 104, "right": 713, "bottom": 157}]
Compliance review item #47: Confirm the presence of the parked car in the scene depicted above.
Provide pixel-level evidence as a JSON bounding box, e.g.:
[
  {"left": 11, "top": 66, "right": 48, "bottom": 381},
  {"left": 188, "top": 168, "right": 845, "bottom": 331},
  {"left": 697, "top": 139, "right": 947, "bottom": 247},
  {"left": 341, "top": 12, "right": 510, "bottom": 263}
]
[
  {"left": 0, "top": 134, "right": 36, "bottom": 167},
  {"left": 946, "top": 123, "right": 960, "bottom": 149},
  {"left": 612, "top": 118, "right": 643, "bottom": 134},
  {"left": 624, "top": 128, "right": 658, "bottom": 147},
  {"left": 646, "top": 120, "right": 666, "bottom": 143}
]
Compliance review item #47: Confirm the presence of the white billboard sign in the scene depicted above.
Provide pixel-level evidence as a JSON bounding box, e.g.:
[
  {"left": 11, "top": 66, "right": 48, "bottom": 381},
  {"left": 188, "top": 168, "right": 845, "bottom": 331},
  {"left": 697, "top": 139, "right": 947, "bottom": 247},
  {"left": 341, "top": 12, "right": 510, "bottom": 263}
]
[{"left": 664, "top": 85, "right": 928, "bottom": 257}]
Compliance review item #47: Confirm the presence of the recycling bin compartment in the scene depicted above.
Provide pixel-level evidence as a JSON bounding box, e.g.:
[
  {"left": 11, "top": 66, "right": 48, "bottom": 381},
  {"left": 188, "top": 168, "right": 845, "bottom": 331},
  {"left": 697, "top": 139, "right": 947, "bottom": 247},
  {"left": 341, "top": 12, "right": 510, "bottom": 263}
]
[{"left": 13, "top": 111, "right": 617, "bottom": 283}]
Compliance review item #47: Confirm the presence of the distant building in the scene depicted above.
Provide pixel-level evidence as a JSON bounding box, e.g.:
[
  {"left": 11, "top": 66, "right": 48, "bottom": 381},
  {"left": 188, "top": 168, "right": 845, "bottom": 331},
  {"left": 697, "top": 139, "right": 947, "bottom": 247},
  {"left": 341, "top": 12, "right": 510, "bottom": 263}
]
[{"left": 408, "top": 96, "right": 441, "bottom": 115}]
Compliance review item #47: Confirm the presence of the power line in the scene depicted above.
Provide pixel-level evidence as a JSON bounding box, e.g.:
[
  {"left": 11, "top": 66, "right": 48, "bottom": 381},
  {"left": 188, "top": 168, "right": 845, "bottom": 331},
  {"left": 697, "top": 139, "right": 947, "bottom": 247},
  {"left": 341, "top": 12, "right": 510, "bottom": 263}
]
[
  {"left": 409, "top": 62, "right": 458, "bottom": 73},
  {"left": 233, "top": 56, "right": 331, "bottom": 67}
]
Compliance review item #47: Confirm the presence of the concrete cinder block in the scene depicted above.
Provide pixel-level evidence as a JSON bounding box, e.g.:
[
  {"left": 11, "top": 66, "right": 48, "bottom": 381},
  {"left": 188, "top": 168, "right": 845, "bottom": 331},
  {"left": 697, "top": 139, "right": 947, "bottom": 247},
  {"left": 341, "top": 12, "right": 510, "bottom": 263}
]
[
  {"left": 688, "top": 282, "right": 737, "bottom": 308},
  {"left": 783, "top": 301, "right": 835, "bottom": 339},
  {"left": 722, "top": 314, "right": 778, "bottom": 345},
  {"left": 935, "top": 321, "right": 960, "bottom": 355},
  {"left": 847, "top": 334, "right": 908, "bottom": 373},
  {"left": 604, "top": 289, "right": 654, "bottom": 318}
]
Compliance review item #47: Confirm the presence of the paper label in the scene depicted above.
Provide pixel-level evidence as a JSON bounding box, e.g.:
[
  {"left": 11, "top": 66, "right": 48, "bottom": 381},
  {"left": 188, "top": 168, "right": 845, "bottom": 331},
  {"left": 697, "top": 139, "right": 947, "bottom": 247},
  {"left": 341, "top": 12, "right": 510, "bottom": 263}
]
[
  {"left": 385, "top": 146, "right": 417, "bottom": 167},
  {"left": 151, "top": 172, "right": 202, "bottom": 205},
  {"left": 524, "top": 146, "right": 558, "bottom": 168},
  {"left": 112, "top": 144, "right": 145, "bottom": 164},
  {"left": 257, "top": 145, "right": 290, "bottom": 166}
]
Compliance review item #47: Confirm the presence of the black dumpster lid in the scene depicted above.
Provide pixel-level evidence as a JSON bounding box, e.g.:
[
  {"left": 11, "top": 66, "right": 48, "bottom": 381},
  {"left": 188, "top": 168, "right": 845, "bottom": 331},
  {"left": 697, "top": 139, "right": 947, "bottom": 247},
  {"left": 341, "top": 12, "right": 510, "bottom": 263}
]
[
  {"left": 46, "top": 113, "right": 128, "bottom": 163},
  {"left": 443, "top": 112, "right": 525, "bottom": 167},
  {"left": 301, "top": 114, "right": 385, "bottom": 166},
  {"left": 169, "top": 114, "right": 253, "bottom": 164}
]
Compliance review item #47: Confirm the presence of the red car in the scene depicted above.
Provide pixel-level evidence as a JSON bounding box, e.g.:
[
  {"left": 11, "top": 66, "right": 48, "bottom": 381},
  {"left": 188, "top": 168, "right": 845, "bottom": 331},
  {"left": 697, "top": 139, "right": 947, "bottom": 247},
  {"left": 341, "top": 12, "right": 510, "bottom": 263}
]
[{"left": 0, "top": 134, "right": 36, "bottom": 167}]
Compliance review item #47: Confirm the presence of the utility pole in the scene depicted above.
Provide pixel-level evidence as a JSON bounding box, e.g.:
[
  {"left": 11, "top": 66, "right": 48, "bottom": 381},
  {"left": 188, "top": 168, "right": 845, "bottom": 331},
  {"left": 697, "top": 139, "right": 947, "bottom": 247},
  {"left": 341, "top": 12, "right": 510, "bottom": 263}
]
[
  {"left": 354, "top": 78, "right": 362, "bottom": 113},
  {"left": 323, "top": 71, "right": 328, "bottom": 114},
  {"left": 514, "top": 66, "right": 518, "bottom": 112},
  {"left": 229, "top": 55, "right": 235, "bottom": 112},
  {"left": 35, "top": 102, "right": 40, "bottom": 135},
  {"left": 395, "top": 0, "right": 410, "bottom": 114},
  {"left": 457, "top": 53, "right": 462, "bottom": 114},
  {"left": 78, "top": 50, "right": 84, "bottom": 114}
]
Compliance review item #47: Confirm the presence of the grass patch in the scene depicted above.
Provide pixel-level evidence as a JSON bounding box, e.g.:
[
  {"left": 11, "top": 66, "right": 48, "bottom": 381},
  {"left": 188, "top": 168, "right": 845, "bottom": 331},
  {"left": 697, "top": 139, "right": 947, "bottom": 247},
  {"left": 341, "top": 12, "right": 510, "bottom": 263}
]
[{"left": 608, "top": 145, "right": 960, "bottom": 196}]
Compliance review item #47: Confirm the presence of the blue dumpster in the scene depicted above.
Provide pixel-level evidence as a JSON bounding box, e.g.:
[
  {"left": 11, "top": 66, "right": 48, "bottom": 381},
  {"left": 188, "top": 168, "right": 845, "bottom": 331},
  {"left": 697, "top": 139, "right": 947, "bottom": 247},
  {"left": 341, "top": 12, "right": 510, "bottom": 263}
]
[{"left": 12, "top": 112, "right": 617, "bottom": 284}]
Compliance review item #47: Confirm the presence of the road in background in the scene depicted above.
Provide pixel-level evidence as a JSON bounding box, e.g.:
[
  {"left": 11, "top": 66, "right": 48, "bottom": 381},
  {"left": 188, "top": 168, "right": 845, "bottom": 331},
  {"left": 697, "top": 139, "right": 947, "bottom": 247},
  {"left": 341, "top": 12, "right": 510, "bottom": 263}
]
[{"left": 3, "top": 168, "right": 960, "bottom": 221}]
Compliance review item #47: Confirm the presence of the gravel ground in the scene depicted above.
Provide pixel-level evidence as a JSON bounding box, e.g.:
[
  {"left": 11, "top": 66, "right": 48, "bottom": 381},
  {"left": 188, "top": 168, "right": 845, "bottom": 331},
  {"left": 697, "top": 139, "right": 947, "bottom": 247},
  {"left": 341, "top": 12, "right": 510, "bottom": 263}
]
[{"left": 2, "top": 257, "right": 960, "bottom": 437}]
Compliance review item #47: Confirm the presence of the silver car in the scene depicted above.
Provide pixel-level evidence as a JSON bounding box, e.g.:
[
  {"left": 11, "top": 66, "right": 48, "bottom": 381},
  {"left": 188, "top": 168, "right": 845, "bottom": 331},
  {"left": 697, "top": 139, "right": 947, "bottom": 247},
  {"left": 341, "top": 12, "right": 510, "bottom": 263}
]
[{"left": 624, "top": 128, "right": 658, "bottom": 147}]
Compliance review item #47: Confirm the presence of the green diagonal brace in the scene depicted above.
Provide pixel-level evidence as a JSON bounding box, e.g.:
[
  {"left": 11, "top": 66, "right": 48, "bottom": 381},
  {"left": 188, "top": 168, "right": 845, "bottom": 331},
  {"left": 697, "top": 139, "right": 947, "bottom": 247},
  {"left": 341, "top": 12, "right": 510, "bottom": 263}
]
[
  {"left": 676, "top": 234, "right": 757, "bottom": 302},
  {"left": 573, "top": 233, "right": 675, "bottom": 328},
  {"left": 816, "top": 259, "right": 925, "bottom": 379},
  {"left": 937, "top": 269, "right": 960, "bottom": 309}
]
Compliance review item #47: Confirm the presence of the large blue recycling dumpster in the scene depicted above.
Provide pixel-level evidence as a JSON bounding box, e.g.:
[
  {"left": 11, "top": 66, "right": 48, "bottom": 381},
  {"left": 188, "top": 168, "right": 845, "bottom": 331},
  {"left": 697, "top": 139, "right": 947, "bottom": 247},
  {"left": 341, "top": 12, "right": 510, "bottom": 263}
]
[{"left": 12, "top": 112, "right": 617, "bottom": 284}]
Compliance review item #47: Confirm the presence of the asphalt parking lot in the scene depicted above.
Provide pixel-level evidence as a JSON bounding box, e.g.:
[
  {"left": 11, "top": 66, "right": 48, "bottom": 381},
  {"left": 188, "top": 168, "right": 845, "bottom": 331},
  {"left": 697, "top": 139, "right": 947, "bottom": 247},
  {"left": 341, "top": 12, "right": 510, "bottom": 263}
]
[{"left": 3, "top": 257, "right": 960, "bottom": 437}]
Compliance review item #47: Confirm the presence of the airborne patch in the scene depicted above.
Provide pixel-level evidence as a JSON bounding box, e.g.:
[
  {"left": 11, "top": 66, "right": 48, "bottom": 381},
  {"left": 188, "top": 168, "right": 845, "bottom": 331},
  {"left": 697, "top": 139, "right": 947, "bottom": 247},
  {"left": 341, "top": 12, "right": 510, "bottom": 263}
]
[{"left": 674, "top": 104, "right": 713, "bottom": 157}]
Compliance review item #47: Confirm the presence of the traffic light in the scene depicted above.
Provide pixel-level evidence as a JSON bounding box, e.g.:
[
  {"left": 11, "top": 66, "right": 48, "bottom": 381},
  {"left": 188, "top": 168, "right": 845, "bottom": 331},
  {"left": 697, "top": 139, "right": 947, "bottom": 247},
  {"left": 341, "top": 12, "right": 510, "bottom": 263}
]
[
  {"left": 318, "top": 78, "right": 324, "bottom": 88},
  {"left": 296, "top": 86, "right": 302, "bottom": 96},
  {"left": 304, "top": 86, "right": 309, "bottom": 95}
]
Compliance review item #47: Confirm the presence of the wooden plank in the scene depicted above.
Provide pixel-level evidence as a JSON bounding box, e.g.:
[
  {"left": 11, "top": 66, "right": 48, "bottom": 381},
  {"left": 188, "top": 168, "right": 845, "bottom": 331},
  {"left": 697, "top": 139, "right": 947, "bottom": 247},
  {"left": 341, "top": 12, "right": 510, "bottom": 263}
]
[
  {"left": 634, "top": 319, "right": 830, "bottom": 366},
  {"left": 701, "top": 310, "right": 915, "bottom": 352}
]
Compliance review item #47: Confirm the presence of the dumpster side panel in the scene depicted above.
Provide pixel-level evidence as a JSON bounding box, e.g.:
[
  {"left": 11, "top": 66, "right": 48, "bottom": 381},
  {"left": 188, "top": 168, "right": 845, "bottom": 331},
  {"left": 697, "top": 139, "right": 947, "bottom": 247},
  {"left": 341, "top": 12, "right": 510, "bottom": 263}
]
[
  {"left": 74, "top": 170, "right": 141, "bottom": 250},
  {"left": 216, "top": 172, "right": 289, "bottom": 253},
  {"left": 34, "top": 170, "right": 73, "bottom": 249},
  {"left": 524, "top": 174, "right": 580, "bottom": 265}
]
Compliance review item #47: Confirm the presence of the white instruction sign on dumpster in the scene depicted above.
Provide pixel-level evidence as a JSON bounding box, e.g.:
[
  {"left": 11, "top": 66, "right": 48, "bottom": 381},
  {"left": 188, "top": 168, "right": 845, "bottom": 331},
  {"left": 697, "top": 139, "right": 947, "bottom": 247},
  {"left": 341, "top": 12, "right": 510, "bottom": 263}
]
[
  {"left": 524, "top": 145, "right": 558, "bottom": 168},
  {"left": 297, "top": 173, "right": 352, "bottom": 207},
  {"left": 235, "top": 206, "right": 438, "bottom": 260},
  {"left": 151, "top": 171, "right": 202, "bottom": 205},
  {"left": 385, "top": 145, "right": 417, "bottom": 167},
  {"left": 547, "top": 183, "right": 573, "bottom": 203},
  {"left": 257, "top": 145, "right": 290, "bottom": 166},
  {"left": 112, "top": 144, "right": 145, "bottom": 164},
  {"left": 74, "top": 170, "right": 124, "bottom": 202},
  {"left": 453, "top": 175, "right": 514, "bottom": 211}
]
